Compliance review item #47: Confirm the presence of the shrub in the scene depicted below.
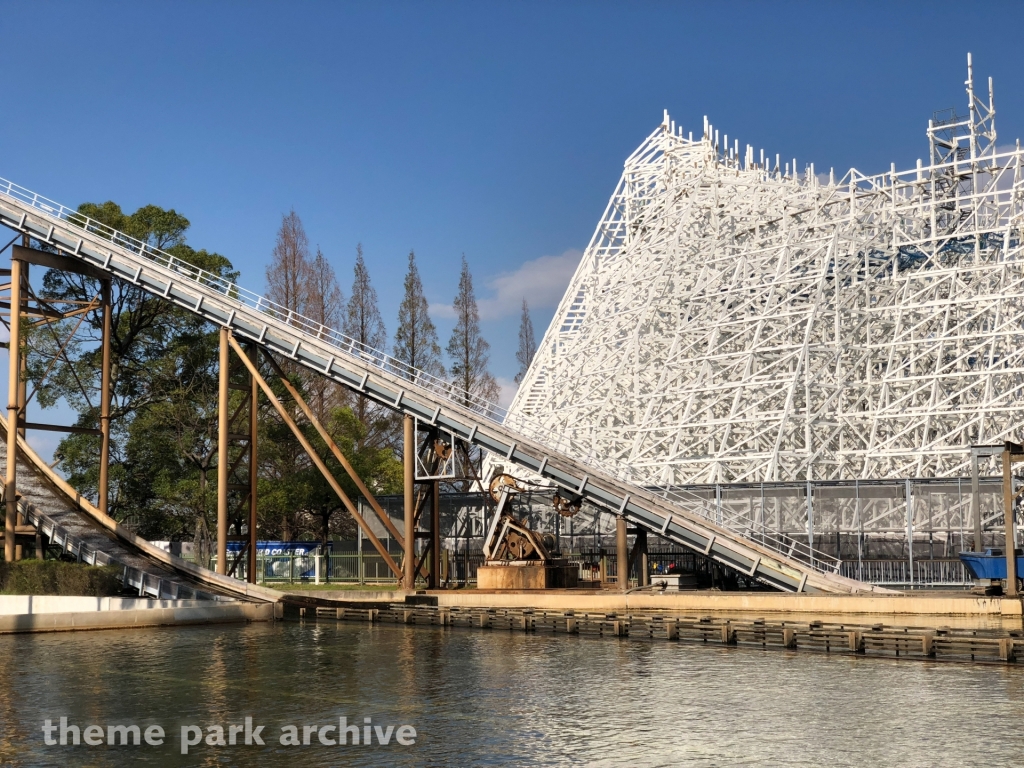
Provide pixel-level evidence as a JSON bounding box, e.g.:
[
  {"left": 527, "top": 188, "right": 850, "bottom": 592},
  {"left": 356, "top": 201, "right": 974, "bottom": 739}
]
[{"left": 0, "top": 560, "right": 124, "bottom": 596}]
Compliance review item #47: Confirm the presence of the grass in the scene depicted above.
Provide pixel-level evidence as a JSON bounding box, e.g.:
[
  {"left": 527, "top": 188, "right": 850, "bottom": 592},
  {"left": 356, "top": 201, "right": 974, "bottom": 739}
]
[{"left": 0, "top": 559, "right": 124, "bottom": 596}]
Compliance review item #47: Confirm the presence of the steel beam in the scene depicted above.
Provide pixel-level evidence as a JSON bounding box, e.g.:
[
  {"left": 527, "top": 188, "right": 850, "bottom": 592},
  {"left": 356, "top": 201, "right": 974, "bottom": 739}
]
[
  {"left": 98, "top": 279, "right": 112, "bottom": 516},
  {"left": 4, "top": 257, "right": 21, "bottom": 562},
  {"left": 264, "top": 352, "right": 404, "bottom": 546},
  {"left": 216, "top": 326, "right": 229, "bottom": 575},
  {"left": 429, "top": 479, "right": 440, "bottom": 589},
  {"left": 616, "top": 514, "right": 628, "bottom": 592},
  {"left": 248, "top": 343, "right": 258, "bottom": 584},
  {"left": 403, "top": 415, "right": 415, "bottom": 590},
  {"left": 227, "top": 333, "right": 401, "bottom": 577}
]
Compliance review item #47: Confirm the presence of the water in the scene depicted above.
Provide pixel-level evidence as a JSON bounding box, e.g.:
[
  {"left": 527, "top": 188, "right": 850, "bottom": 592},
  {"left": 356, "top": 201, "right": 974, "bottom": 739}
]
[{"left": 1, "top": 620, "right": 1023, "bottom": 767}]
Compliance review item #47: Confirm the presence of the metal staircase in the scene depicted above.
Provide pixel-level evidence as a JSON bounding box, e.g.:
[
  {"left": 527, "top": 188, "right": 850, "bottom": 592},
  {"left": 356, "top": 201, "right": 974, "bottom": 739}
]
[{"left": 0, "top": 177, "right": 888, "bottom": 594}]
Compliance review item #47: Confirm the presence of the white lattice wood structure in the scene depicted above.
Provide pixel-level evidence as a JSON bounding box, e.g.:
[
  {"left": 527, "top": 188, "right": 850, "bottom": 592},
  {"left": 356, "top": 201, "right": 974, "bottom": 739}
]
[{"left": 512, "top": 56, "right": 1024, "bottom": 487}]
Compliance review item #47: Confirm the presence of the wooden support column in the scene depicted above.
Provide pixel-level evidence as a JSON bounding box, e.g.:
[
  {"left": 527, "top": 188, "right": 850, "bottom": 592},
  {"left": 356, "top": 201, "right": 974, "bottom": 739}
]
[
  {"left": 403, "top": 415, "right": 416, "bottom": 590},
  {"left": 4, "top": 257, "right": 21, "bottom": 562},
  {"left": 247, "top": 343, "right": 259, "bottom": 584},
  {"left": 216, "top": 326, "right": 229, "bottom": 575},
  {"left": 616, "top": 513, "right": 628, "bottom": 592},
  {"left": 1004, "top": 447, "right": 1018, "bottom": 596},
  {"left": 97, "top": 279, "right": 112, "bottom": 517}
]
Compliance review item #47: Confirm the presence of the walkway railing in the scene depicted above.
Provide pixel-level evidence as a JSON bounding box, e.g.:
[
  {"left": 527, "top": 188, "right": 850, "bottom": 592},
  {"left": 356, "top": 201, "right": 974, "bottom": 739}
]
[{"left": 0, "top": 176, "right": 842, "bottom": 577}]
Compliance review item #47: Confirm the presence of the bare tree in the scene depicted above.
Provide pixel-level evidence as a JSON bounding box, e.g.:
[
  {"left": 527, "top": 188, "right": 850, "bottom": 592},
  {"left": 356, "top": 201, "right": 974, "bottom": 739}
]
[
  {"left": 447, "top": 255, "right": 499, "bottom": 408},
  {"left": 266, "top": 209, "right": 312, "bottom": 322},
  {"left": 343, "top": 244, "right": 392, "bottom": 448},
  {"left": 514, "top": 298, "right": 536, "bottom": 384},
  {"left": 306, "top": 246, "right": 346, "bottom": 421},
  {"left": 394, "top": 250, "right": 445, "bottom": 380}
]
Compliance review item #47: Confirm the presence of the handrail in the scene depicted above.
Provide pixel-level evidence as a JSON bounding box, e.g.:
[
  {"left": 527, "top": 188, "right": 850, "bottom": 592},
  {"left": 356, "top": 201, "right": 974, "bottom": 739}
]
[{"left": 0, "top": 175, "right": 842, "bottom": 574}]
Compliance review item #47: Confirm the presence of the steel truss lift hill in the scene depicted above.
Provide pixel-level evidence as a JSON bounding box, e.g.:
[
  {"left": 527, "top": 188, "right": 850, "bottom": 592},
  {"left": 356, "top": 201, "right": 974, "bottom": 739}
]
[{"left": 0, "top": 186, "right": 883, "bottom": 594}]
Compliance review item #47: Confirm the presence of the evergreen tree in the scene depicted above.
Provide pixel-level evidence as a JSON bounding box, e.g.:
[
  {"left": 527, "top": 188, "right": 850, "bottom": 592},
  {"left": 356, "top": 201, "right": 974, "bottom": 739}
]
[
  {"left": 514, "top": 298, "right": 536, "bottom": 384},
  {"left": 446, "top": 256, "right": 499, "bottom": 408},
  {"left": 394, "top": 250, "right": 445, "bottom": 381}
]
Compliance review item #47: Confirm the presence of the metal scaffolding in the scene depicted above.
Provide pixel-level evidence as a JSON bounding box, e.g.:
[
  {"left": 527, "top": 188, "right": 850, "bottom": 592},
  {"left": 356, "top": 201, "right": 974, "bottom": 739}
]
[{"left": 512, "top": 54, "right": 1024, "bottom": 489}]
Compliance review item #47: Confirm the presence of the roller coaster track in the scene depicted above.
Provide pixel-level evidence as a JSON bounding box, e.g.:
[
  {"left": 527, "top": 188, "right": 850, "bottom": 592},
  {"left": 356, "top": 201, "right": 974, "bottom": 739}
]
[
  {"left": 0, "top": 177, "right": 889, "bottom": 594},
  {"left": 0, "top": 413, "right": 280, "bottom": 602}
]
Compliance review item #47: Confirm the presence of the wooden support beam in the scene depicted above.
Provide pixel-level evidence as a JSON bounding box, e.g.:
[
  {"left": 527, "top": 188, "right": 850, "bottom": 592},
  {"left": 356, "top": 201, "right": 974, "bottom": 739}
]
[{"left": 227, "top": 333, "right": 402, "bottom": 578}]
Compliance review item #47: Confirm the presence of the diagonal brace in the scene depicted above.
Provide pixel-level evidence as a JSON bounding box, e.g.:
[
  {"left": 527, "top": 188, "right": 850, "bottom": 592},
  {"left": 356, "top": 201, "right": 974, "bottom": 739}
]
[{"left": 228, "top": 334, "right": 402, "bottom": 578}]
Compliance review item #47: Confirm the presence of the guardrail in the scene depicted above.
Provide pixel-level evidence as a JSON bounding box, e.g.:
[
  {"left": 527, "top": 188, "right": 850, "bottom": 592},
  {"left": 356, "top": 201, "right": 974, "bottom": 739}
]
[{"left": 0, "top": 176, "right": 843, "bottom": 578}]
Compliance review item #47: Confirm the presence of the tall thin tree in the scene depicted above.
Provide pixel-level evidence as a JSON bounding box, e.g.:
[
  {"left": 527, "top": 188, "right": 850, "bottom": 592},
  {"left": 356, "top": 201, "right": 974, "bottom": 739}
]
[
  {"left": 306, "top": 246, "right": 346, "bottom": 421},
  {"left": 447, "top": 255, "right": 499, "bottom": 408},
  {"left": 266, "top": 209, "right": 311, "bottom": 321},
  {"left": 514, "top": 298, "right": 536, "bottom": 384},
  {"left": 394, "top": 250, "right": 445, "bottom": 380},
  {"left": 343, "top": 244, "right": 391, "bottom": 447}
]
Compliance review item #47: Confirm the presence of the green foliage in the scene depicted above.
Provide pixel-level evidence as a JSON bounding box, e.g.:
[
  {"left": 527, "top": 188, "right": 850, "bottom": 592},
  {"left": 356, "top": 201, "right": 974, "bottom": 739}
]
[
  {"left": 30, "top": 201, "right": 236, "bottom": 538},
  {"left": 0, "top": 560, "right": 124, "bottom": 596}
]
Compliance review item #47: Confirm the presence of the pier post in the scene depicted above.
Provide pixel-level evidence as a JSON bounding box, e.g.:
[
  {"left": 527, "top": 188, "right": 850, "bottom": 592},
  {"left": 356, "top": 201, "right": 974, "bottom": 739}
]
[
  {"left": 403, "top": 415, "right": 415, "bottom": 590},
  {"left": 4, "top": 257, "right": 21, "bottom": 562},
  {"left": 616, "top": 514, "right": 628, "bottom": 592}
]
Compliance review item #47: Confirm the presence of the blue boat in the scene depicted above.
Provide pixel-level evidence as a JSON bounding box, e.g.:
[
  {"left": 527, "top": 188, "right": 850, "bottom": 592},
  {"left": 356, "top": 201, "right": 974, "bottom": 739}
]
[{"left": 959, "top": 549, "right": 1024, "bottom": 580}]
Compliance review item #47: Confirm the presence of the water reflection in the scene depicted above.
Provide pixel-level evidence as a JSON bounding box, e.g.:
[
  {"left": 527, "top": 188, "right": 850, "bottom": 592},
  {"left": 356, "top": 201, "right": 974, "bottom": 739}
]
[{"left": 0, "top": 621, "right": 1021, "bottom": 766}]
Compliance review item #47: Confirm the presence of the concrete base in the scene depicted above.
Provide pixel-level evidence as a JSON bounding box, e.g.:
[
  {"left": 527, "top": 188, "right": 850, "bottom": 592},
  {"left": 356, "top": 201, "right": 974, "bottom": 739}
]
[
  {"left": 431, "top": 589, "right": 1024, "bottom": 622},
  {"left": 477, "top": 563, "right": 579, "bottom": 590},
  {"left": 0, "top": 597, "right": 277, "bottom": 634}
]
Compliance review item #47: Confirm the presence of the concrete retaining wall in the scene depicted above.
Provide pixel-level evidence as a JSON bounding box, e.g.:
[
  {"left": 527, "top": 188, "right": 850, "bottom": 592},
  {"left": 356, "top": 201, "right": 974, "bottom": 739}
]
[
  {"left": 431, "top": 591, "right": 1024, "bottom": 618},
  {"left": 0, "top": 600, "right": 278, "bottom": 634},
  {"left": 0, "top": 595, "right": 221, "bottom": 615}
]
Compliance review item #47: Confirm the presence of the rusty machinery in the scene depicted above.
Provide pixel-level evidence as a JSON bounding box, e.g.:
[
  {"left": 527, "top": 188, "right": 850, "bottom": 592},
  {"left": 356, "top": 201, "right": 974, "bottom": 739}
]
[{"left": 482, "top": 473, "right": 582, "bottom": 564}]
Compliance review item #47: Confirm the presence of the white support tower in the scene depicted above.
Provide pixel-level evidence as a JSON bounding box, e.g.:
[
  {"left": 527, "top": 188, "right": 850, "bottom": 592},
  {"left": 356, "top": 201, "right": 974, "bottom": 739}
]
[{"left": 512, "top": 55, "right": 1024, "bottom": 486}]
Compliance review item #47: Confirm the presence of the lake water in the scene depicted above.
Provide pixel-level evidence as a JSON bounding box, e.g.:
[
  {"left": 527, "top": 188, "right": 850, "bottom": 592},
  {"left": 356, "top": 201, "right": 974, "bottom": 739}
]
[{"left": 1, "top": 619, "right": 1023, "bottom": 766}]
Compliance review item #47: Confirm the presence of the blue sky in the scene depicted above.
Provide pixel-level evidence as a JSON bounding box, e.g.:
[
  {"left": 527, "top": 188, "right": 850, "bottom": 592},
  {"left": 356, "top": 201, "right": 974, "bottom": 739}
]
[{"left": 3, "top": 0, "right": 1024, "bottom": 455}]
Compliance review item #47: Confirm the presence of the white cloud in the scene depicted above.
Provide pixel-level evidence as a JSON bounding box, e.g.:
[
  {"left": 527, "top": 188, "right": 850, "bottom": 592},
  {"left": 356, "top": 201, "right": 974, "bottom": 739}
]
[{"left": 431, "top": 248, "right": 582, "bottom": 321}]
